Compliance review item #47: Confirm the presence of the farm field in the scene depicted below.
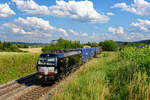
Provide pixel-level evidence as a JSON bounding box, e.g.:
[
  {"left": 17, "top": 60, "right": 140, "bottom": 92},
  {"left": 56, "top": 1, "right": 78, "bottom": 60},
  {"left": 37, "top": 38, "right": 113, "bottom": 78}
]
[
  {"left": 20, "top": 48, "right": 42, "bottom": 53},
  {"left": 51, "top": 48, "right": 150, "bottom": 100},
  {"left": 0, "top": 52, "right": 40, "bottom": 84}
]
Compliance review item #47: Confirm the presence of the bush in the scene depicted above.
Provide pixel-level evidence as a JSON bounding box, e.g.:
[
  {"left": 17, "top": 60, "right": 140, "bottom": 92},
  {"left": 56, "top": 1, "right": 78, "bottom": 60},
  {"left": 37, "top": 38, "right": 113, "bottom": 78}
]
[{"left": 99, "top": 40, "right": 117, "bottom": 51}]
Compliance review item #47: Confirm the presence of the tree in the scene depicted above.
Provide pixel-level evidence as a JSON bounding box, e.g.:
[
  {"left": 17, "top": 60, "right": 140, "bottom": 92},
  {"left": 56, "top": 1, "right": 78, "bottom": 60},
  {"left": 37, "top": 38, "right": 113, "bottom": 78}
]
[
  {"left": 42, "top": 37, "right": 83, "bottom": 53},
  {"left": 99, "top": 41, "right": 104, "bottom": 46},
  {"left": 91, "top": 42, "right": 98, "bottom": 47},
  {"left": 17, "top": 44, "right": 29, "bottom": 48},
  {"left": 100, "top": 40, "right": 117, "bottom": 51},
  {"left": 0, "top": 41, "right": 22, "bottom": 52},
  {"left": 0, "top": 41, "right": 2, "bottom": 49},
  {"left": 85, "top": 42, "right": 98, "bottom": 47},
  {"left": 87, "top": 42, "right": 91, "bottom": 46}
]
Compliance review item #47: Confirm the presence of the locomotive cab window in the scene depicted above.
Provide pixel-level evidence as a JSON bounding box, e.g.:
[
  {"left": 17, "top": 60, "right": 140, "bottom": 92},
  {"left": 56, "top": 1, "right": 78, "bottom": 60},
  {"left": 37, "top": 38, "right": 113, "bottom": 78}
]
[
  {"left": 47, "top": 57, "right": 57, "bottom": 65},
  {"left": 38, "top": 54, "right": 57, "bottom": 66},
  {"left": 38, "top": 57, "right": 47, "bottom": 65}
]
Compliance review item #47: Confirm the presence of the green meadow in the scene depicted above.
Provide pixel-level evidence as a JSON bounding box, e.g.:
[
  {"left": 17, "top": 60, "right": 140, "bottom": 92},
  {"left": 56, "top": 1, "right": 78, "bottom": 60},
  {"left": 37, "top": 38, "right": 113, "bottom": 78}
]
[{"left": 0, "top": 52, "right": 40, "bottom": 84}]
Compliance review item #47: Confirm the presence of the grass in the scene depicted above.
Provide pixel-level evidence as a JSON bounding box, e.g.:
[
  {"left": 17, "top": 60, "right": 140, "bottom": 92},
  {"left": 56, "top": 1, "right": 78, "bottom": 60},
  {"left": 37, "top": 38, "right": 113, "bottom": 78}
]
[
  {"left": 51, "top": 50, "right": 150, "bottom": 100},
  {"left": 0, "top": 52, "right": 40, "bottom": 84},
  {"left": 51, "top": 52, "right": 116, "bottom": 100}
]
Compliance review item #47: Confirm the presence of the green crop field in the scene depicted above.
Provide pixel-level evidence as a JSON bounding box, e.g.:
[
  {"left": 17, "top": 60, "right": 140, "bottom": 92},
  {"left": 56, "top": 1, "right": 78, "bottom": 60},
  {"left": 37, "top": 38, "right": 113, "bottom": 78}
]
[
  {"left": 52, "top": 47, "right": 150, "bottom": 100},
  {"left": 0, "top": 52, "right": 40, "bottom": 84}
]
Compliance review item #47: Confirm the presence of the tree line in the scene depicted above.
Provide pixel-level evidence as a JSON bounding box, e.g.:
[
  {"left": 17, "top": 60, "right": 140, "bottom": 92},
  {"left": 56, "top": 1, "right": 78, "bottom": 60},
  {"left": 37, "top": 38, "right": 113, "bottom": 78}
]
[
  {"left": 42, "top": 38, "right": 83, "bottom": 53},
  {"left": 0, "top": 38, "right": 125, "bottom": 52},
  {"left": 0, "top": 41, "right": 28, "bottom": 52},
  {"left": 42, "top": 38, "right": 119, "bottom": 53}
]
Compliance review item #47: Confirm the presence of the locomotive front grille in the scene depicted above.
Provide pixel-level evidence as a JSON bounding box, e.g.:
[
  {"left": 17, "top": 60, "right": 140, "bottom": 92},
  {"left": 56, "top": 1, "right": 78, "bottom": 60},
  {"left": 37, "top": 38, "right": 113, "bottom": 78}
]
[{"left": 38, "top": 67, "right": 55, "bottom": 75}]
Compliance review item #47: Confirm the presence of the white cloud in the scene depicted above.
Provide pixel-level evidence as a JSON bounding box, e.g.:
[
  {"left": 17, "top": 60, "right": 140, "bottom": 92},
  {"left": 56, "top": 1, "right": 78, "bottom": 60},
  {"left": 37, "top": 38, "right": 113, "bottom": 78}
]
[
  {"left": 11, "top": 0, "right": 49, "bottom": 15},
  {"left": 105, "top": 19, "right": 150, "bottom": 42},
  {"left": 0, "top": 3, "right": 15, "bottom": 17},
  {"left": 112, "top": 0, "right": 150, "bottom": 15},
  {"left": 89, "top": 33, "right": 102, "bottom": 42},
  {"left": 108, "top": 27, "right": 116, "bottom": 34},
  {"left": 2, "top": 17, "right": 68, "bottom": 39},
  {"left": 81, "top": 33, "right": 88, "bottom": 37},
  {"left": 57, "top": 28, "right": 68, "bottom": 37},
  {"left": 129, "top": 32, "right": 145, "bottom": 41},
  {"left": 12, "top": 17, "right": 54, "bottom": 35},
  {"left": 108, "top": 27, "right": 124, "bottom": 34},
  {"left": 131, "top": 19, "right": 150, "bottom": 32},
  {"left": 107, "top": 12, "right": 114, "bottom": 16},
  {"left": 75, "top": 18, "right": 150, "bottom": 42},
  {"left": 97, "top": 32, "right": 146, "bottom": 42},
  {"left": 12, "top": 27, "right": 33, "bottom": 34},
  {"left": 12, "top": 0, "right": 109, "bottom": 23},
  {"left": 70, "top": 29, "right": 79, "bottom": 36}
]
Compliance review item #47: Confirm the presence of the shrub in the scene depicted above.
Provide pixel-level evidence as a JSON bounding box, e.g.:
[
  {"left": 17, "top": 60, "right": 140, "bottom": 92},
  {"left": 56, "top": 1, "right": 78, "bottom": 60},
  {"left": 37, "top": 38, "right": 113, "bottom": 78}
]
[{"left": 99, "top": 40, "right": 117, "bottom": 51}]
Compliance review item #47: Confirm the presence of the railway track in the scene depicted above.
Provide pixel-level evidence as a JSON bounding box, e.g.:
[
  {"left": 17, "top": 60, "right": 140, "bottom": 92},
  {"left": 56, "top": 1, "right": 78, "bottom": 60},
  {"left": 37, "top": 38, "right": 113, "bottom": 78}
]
[
  {"left": 0, "top": 73, "right": 38, "bottom": 100},
  {"left": 0, "top": 66, "right": 81, "bottom": 100},
  {"left": 17, "top": 86, "right": 51, "bottom": 100},
  {"left": 16, "top": 67, "right": 80, "bottom": 100}
]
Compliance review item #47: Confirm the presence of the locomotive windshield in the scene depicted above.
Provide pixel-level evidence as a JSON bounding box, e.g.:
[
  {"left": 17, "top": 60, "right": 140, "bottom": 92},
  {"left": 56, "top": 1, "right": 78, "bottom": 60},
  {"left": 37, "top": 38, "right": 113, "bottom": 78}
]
[
  {"left": 38, "top": 54, "right": 57, "bottom": 66},
  {"left": 47, "top": 57, "right": 56, "bottom": 65},
  {"left": 38, "top": 57, "right": 47, "bottom": 65}
]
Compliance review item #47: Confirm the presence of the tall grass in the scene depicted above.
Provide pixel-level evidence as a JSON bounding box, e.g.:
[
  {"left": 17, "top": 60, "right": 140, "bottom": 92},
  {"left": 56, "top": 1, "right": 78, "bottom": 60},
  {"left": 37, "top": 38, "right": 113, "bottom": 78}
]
[
  {"left": 0, "top": 53, "right": 40, "bottom": 84},
  {"left": 51, "top": 48, "right": 150, "bottom": 100},
  {"left": 51, "top": 52, "right": 116, "bottom": 100},
  {"left": 116, "top": 47, "right": 150, "bottom": 100}
]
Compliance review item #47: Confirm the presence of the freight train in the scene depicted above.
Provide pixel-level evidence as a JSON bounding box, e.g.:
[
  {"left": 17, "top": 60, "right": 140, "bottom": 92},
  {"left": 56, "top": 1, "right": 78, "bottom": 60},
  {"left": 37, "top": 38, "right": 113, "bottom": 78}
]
[{"left": 36, "top": 47, "right": 101, "bottom": 82}]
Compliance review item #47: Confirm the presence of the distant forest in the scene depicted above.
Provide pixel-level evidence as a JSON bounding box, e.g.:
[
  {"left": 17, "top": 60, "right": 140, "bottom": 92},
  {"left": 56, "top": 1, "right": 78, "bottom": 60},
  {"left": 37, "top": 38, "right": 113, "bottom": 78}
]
[
  {"left": 1, "top": 39, "right": 150, "bottom": 52},
  {"left": 0, "top": 41, "right": 28, "bottom": 52},
  {"left": 116, "top": 40, "right": 150, "bottom": 47}
]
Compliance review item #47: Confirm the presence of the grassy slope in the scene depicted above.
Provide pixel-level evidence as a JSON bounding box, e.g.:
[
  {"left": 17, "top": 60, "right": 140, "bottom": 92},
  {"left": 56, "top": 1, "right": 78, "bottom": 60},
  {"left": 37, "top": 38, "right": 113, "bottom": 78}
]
[
  {"left": 0, "top": 52, "right": 40, "bottom": 84},
  {"left": 51, "top": 52, "right": 150, "bottom": 100},
  {"left": 51, "top": 52, "right": 117, "bottom": 100}
]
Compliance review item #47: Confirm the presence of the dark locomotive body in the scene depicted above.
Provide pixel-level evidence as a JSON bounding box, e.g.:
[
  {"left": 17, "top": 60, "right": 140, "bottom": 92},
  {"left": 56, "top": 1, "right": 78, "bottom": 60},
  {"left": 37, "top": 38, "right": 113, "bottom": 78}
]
[
  {"left": 37, "top": 47, "right": 101, "bottom": 82},
  {"left": 37, "top": 51, "right": 82, "bottom": 81}
]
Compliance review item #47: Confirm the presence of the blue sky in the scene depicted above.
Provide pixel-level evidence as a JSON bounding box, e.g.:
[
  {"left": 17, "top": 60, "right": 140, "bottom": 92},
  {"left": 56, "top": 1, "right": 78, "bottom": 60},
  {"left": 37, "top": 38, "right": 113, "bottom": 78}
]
[{"left": 0, "top": 0, "right": 150, "bottom": 43}]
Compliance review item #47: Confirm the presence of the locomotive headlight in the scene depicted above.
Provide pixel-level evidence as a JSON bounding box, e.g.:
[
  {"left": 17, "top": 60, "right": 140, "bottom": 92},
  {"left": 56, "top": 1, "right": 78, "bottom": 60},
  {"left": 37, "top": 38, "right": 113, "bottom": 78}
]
[
  {"left": 54, "top": 69, "right": 57, "bottom": 73},
  {"left": 48, "top": 67, "right": 55, "bottom": 72}
]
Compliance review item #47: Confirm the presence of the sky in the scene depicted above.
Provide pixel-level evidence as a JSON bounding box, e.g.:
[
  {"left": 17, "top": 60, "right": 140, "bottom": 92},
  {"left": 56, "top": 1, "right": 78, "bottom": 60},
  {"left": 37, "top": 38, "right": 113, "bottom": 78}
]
[{"left": 0, "top": 0, "right": 150, "bottom": 43}]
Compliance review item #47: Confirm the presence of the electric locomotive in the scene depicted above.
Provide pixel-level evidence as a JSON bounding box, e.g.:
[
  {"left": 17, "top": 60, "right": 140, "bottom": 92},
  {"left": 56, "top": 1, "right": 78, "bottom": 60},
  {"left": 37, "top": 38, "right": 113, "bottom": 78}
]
[{"left": 37, "top": 50, "right": 82, "bottom": 82}]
